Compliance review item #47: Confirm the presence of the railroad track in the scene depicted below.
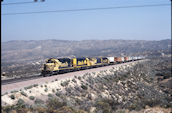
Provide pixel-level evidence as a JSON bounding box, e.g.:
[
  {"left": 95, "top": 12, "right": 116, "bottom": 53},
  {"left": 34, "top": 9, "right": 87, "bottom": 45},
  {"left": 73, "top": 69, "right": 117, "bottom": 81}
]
[
  {"left": 1, "top": 60, "right": 143, "bottom": 85},
  {"left": 1, "top": 74, "right": 42, "bottom": 85}
]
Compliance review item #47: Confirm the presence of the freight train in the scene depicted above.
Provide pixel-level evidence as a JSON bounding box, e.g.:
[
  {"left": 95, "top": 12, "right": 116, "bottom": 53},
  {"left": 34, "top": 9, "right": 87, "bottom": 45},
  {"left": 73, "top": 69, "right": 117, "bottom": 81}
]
[{"left": 41, "top": 56, "right": 145, "bottom": 76}]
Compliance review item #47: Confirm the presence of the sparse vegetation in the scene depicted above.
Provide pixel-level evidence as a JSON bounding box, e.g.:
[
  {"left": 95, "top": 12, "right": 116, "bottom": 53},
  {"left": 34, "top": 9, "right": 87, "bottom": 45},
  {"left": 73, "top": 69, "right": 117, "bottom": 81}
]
[
  {"left": 29, "top": 96, "right": 35, "bottom": 100},
  {"left": 44, "top": 88, "right": 48, "bottom": 92},
  {"left": 24, "top": 85, "right": 33, "bottom": 90},
  {"left": 33, "top": 84, "right": 38, "bottom": 87},
  {"left": 2, "top": 57, "right": 172, "bottom": 113},
  {"left": 47, "top": 97, "right": 66, "bottom": 109},
  {"left": 78, "top": 76, "right": 81, "bottom": 80},
  {"left": 21, "top": 91, "right": 28, "bottom": 97},
  {"left": 72, "top": 78, "right": 77, "bottom": 83},
  {"left": 52, "top": 89, "right": 55, "bottom": 93},
  {"left": 61, "top": 80, "right": 70, "bottom": 87},
  {"left": 81, "top": 84, "right": 88, "bottom": 90},
  {"left": 48, "top": 94, "right": 53, "bottom": 98},
  {"left": 34, "top": 99, "right": 44, "bottom": 105},
  {"left": 10, "top": 90, "right": 18, "bottom": 93},
  {"left": 10, "top": 95, "right": 15, "bottom": 100}
]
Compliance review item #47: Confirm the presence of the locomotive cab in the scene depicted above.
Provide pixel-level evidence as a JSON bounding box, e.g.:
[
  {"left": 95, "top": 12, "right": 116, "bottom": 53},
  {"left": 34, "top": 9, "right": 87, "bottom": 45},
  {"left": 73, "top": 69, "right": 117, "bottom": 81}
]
[{"left": 41, "top": 58, "right": 71, "bottom": 76}]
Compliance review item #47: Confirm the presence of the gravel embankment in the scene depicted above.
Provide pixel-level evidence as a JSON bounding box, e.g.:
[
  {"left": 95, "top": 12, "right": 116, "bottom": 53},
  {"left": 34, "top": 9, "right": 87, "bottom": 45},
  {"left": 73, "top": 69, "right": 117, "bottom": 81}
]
[{"left": 1, "top": 60, "right": 145, "bottom": 94}]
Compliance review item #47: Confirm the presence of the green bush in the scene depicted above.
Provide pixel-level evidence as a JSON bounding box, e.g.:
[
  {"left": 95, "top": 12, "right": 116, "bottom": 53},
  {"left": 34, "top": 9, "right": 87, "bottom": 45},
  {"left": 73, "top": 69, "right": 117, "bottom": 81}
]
[
  {"left": 10, "top": 90, "right": 18, "bottom": 93},
  {"left": 52, "top": 89, "right": 55, "bottom": 93},
  {"left": 48, "top": 94, "right": 53, "bottom": 98},
  {"left": 47, "top": 97, "right": 66, "bottom": 109},
  {"left": 72, "top": 78, "right": 77, "bottom": 83},
  {"left": 33, "top": 84, "right": 38, "bottom": 87},
  {"left": 24, "top": 85, "right": 33, "bottom": 90},
  {"left": 17, "top": 99, "right": 25, "bottom": 105},
  {"left": 96, "top": 101, "right": 111, "bottom": 113},
  {"left": 81, "top": 84, "right": 88, "bottom": 90},
  {"left": 78, "top": 76, "right": 81, "bottom": 80},
  {"left": 10, "top": 95, "right": 15, "bottom": 100},
  {"left": 29, "top": 96, "right": 35, "bottom": 100},
  {"left": 16, "top": 99, "right": 25, "bottom": 108},
  {"left": 61, "top": 80, "right": 70, "bottom": 87},
  {"left": 55, "top": 92, "right": 61, "bottom": 97},
  {"left": 44, "top": 88, "right": 48, "bottom": 92},
  {"left": 21, "top": 91, "right": 28, "bottom": 97},
  {"left": 34, "top": 99, "right": 44, "bottom": 105}
]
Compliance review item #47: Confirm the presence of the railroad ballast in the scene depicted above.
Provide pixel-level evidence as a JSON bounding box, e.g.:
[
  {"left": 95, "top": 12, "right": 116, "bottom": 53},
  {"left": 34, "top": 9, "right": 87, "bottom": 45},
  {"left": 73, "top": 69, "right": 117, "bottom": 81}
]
[{"left": 41, "top": 56, "right": 145, "bottom": 76}]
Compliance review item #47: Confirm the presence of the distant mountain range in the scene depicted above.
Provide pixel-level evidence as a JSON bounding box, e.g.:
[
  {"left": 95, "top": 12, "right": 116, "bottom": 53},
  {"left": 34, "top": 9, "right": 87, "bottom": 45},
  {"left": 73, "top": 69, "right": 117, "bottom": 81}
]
[{"left": 2, "top": 39, "right": 171, "bottom": 64}]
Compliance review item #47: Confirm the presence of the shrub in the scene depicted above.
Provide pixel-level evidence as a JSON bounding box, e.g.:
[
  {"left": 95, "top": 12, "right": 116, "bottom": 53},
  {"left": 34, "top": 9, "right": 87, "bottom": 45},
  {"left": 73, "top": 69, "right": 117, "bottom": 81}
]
[
  {"left": 10, "top": 95, "right": 15, "bottom": 100},
  {"left": 52, "top": 89, "right": 55, "bottom": 93},
  {"left": 81, "top": 84, "right": 88, "bottom": 90},
  {"left": 41, "top": 85, "right": 43, "bottom": 87},
  {"left": 21, "top": 91, "right": 28, "bottom": 97},
  {"left": 16, "top": 99, "right": 25, "bottom": 108},
  {"left": 61, "top": 80, "right": 70, "bottom": 87},
  {"left": 92, "top": 72, "right": 96, "bottom": 75},
  {"left": 33, "top": 84, "right": 38, "bottom": 87},
  {"left": 44, "top": 85, "right": 47, "bottom": 87},
  {"left": 48, "top": 94, "right": 53, "bottom": 98},
  {"left": 96, "top": 101, "right": 111, "bottom": 113},
  {"left": 24, "top": 85, "right": 33, "bottom": 90},
  {"left": 44, "top": 88, "right": 48, "bottom": 92},
  {"left": 56, "top": 89, "right": 60, "bottom": 91},
  {"left": 29, "top": 96, "right": 35, "bottom": 100},
  {"left": 55, "top": 92, "right": 61, "bottom": 97},
  {"left": 55, "top": 79, "right": 58, "bottom": 81},
  {"left": 72, "top": 79, "right": 77, "bottom": 83},
  {"left": 47, "top": 97, "right": 66, "bottom": 109},
  {"left": 78, "top": 76, "right": 81, "bottom": 80},
  {"left": 17, "top": 99, "right": 25, "bottom": 105},
  {"left": 34, "top": 99, "right": 44, "bottom": 105},
  {"left": 3, "top": 92, "right": 8, "bottom": 95},
  {"left": 10, "top": 90, "right": 18, "bottom": 93}
]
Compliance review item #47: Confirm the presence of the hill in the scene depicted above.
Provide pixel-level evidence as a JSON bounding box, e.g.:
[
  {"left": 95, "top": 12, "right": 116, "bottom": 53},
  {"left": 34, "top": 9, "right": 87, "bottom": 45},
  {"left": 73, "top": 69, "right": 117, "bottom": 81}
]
[
  {"left": 2, "top": 39, "right": 171, "bottom": 63},
  {"left": 1, "top": 39, "right": 171, "bottom": 77}
]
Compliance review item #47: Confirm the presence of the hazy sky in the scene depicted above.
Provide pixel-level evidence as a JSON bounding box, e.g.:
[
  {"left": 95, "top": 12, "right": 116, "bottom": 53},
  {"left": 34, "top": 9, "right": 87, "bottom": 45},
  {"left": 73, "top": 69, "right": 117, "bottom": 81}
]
[{"left": 1, "top": 0, "right": 171, "bottom": 42}]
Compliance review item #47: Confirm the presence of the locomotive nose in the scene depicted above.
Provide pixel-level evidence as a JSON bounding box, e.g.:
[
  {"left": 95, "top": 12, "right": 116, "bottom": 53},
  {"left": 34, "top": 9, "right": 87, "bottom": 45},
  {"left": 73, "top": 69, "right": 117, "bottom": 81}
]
[{"left": 43, "top": 63, "right": 54, "bottom": 71}]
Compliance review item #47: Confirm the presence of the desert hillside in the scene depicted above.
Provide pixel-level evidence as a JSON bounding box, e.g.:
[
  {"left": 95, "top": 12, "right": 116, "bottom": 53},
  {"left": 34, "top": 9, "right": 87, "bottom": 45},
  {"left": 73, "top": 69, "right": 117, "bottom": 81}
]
[
  {"left": 1, "top": 57, "right": 171, "bottom": 113},
  {"left": 1, "top": 39, "right": 171, "bottom": 77},
  {"left": 2, "top": 39, "right": 171, "bottom": 63}
]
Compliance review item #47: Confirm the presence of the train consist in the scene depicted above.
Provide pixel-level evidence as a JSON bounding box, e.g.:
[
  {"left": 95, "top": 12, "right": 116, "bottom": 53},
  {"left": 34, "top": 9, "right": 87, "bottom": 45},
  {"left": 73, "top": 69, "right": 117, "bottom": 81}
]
[{"left": 41, "top": 56, "right": 145, "bottom": 76}]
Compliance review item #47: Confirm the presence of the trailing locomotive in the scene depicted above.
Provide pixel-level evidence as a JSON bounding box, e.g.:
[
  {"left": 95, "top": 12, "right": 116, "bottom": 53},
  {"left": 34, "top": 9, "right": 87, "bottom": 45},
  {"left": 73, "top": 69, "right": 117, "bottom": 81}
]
[{"left": 41, "top": 56, "right": 145, "bottom": 76}]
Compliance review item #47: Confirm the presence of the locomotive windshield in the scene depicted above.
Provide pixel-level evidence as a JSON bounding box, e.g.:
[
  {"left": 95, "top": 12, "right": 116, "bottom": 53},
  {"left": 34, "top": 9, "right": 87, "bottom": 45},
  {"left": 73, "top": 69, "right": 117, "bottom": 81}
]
[{"left": 47, "top": 59, "right": 53, "bottom": 63}]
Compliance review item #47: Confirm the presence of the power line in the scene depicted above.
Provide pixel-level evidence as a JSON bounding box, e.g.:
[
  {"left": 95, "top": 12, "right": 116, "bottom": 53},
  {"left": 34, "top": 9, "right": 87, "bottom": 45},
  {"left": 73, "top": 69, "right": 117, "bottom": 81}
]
[
  {"left": 1, "top": 0, "right": 45, "bottom": 5},
  {"left": 2, "top": 1, "right": 35, "bottom": 5},
  {"left": 2, "top": 4, "right": 170, "bottom": 16}
]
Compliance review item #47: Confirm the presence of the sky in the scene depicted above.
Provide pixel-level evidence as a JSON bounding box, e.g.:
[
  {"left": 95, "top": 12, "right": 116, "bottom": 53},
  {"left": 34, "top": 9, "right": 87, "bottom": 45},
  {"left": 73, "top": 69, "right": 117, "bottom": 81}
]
[{"left": 1, "top": 0, "right": 171, "bottom": 42}]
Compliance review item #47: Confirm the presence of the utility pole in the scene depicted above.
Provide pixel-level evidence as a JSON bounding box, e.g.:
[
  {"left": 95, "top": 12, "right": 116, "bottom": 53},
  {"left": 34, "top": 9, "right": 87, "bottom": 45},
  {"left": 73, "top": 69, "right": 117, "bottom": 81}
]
[{"left": 171, "top": 0, "right": 172, "bottom": 42}]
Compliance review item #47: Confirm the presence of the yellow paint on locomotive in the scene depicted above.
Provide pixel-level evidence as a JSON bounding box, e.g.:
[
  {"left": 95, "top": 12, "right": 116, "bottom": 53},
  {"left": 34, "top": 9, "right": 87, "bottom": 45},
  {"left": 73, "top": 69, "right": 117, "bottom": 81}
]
[{"left": 72, "top": 58, "right": 77, "bottom": 67}]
